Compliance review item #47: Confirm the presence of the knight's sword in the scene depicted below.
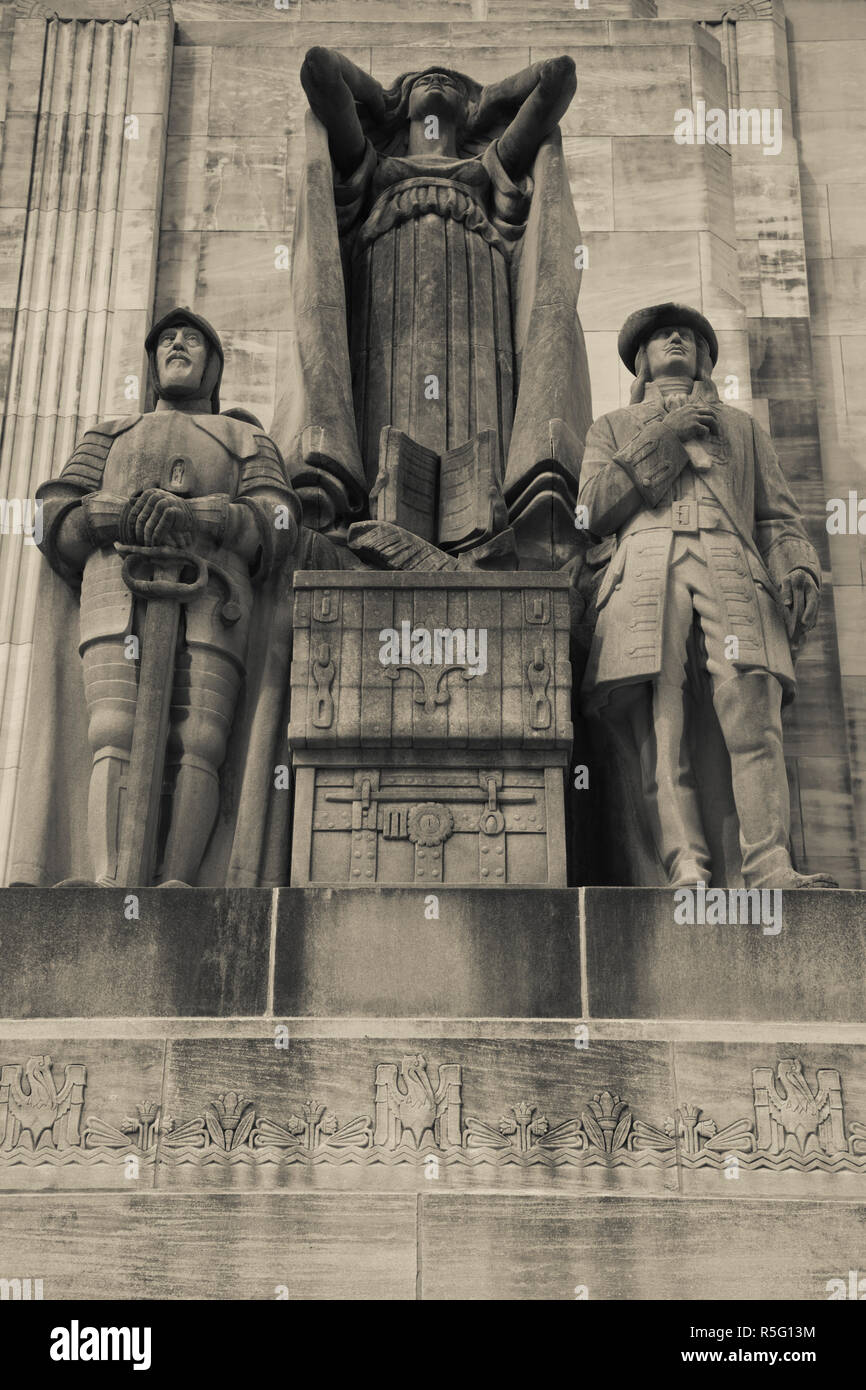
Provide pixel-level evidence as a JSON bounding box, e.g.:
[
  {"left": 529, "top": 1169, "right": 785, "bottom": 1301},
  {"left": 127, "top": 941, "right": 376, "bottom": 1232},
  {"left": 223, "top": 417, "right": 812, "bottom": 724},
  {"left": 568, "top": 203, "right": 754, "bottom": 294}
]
[{"left": 113, "top": 545, "right": 209, "bottom": 887}]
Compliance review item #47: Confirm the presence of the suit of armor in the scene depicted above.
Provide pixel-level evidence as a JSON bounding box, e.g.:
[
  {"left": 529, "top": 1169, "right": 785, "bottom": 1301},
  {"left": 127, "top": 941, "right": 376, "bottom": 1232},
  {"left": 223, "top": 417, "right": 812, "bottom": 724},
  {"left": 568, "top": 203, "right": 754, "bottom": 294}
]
[{"left": 36, "top": 310, "right": 300, "bottom": 885}]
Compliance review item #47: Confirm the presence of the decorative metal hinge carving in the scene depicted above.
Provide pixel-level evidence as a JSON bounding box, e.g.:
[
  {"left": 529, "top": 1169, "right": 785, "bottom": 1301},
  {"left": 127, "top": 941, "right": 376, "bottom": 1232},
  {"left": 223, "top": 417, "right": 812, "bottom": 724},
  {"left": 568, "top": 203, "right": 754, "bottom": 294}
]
[
  {"left": 311, "top": 643, "right": 336, "bottom": 728},
  {"left": 384, "top": 661, "right": 477, "bottom": 713},
  {"left": 527, "top": 647, "right": 552, "bottom": 729}
]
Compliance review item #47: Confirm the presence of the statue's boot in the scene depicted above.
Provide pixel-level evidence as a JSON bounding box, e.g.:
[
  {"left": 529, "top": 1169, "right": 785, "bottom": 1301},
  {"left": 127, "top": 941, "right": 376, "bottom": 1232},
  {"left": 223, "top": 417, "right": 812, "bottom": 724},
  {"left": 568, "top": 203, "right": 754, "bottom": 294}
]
[
  {"left": 764, "top": 868, "right": 839, "bottom": 889},
  {"left": 712, "top": 673, "right": 837, "bottom": 889},
  {"left": 157, "top": 757, "right": 219, "bottom": 885},
  {"left": 86, "top": 752, "right": 129, "bottom": 886}
]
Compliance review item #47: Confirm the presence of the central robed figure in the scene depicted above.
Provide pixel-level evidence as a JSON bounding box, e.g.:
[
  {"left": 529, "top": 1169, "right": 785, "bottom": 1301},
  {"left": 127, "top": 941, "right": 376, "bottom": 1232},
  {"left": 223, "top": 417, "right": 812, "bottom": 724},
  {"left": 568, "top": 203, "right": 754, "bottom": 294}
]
[{"left": 273, "top": 48, "right": 593, "bottom": 571}]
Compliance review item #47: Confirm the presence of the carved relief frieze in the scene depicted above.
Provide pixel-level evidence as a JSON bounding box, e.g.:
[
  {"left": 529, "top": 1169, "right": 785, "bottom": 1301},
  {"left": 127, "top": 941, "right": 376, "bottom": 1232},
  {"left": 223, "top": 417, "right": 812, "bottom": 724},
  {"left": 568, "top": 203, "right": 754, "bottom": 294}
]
[{"left": 2, "top": 1053, "right": 865, "bottom": 1174}]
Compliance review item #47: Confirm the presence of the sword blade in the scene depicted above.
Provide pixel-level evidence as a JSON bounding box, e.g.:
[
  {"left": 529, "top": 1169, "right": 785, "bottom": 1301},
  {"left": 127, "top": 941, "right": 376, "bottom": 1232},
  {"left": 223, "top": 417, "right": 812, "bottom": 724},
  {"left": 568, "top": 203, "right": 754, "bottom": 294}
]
[{"left": 115, "top": 576, "right": 181, "bottom": 887}]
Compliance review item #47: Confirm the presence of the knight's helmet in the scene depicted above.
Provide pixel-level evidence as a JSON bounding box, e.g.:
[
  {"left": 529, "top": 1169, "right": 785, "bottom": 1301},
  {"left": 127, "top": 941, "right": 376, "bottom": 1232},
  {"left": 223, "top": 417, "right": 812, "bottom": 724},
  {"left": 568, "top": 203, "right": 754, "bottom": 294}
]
[{"left": 145, "top": 306, "right": 224, "bottom": 413}]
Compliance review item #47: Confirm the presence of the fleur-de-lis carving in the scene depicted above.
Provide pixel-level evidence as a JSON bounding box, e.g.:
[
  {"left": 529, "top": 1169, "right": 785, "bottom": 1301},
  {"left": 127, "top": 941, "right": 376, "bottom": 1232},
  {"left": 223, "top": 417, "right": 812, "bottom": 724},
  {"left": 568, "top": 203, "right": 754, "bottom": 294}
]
[
  {"left": 204, "top": 1091, "right": 256, "bottom": 1151},
  {"left": 664, "top": 1104, "right": 719, "bottom": 1156},
  {"left": 581, "top": 1091, "right": 632, "bottom": 1153},
  {"left": 497, "top": 1102, "right": 550, "bottom": 1152},
  {"left": 384, "top": 663, "right": 476, "bottom": 714}
]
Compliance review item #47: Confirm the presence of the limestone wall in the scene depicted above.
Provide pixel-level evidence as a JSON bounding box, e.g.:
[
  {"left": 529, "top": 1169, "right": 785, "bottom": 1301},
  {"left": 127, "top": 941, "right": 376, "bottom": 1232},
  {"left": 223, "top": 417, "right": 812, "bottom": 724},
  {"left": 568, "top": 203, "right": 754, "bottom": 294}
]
[{"left": 785, "top": 0, "right": 866, "bottom": 885}]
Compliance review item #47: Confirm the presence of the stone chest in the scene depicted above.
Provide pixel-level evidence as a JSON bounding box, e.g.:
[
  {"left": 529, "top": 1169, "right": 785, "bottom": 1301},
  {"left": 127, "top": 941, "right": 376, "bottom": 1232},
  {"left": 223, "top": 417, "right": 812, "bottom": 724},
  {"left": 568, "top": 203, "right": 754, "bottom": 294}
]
[{"left": 288, "top": 571, "right": 573, "bottom": 886}]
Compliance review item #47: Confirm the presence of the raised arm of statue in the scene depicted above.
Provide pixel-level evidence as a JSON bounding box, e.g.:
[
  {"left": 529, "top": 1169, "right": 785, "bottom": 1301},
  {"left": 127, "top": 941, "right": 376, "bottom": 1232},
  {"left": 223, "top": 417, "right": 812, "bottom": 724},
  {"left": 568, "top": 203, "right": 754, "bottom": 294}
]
[
  {"left": 495, "top": 56, "right": 577, "bottom": 182},
  {"left": 300, "top": 46, "right": 385, "bottom": 176}
]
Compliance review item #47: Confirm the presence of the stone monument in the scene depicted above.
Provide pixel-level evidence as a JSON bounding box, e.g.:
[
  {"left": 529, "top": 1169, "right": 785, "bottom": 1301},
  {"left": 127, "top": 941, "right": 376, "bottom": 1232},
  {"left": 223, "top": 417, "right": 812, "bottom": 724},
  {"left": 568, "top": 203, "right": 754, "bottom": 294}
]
[
  {"left": 11, "top": 308, "right": 300, "bottom": 888},
  {"left": 0, "top": 0, "right": 863, "bottom": 1306}
]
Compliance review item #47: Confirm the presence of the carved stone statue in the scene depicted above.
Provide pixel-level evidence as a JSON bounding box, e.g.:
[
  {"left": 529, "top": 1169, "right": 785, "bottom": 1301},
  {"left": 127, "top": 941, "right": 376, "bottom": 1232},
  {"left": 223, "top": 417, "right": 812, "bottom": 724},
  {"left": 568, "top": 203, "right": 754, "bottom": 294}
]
[
  {"left": 578, "top": 304, "right": 837, "bottom": 890},
  {"left": 18, "top": 308, "right": 300, "bottom": 887},
  {"left": 273, "top": 49, "right": 593, "bottom": 570}
]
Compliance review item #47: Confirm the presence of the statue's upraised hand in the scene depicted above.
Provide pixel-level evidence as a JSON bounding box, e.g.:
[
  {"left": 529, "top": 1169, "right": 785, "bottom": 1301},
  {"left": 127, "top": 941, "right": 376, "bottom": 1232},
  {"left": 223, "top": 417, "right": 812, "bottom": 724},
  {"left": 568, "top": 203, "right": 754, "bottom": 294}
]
[
  {"left": 538, "top": 55, "right": 576, "bottom": 97},
  {"left": 301, "top": 47, "right": 385, "bottom": 121}
]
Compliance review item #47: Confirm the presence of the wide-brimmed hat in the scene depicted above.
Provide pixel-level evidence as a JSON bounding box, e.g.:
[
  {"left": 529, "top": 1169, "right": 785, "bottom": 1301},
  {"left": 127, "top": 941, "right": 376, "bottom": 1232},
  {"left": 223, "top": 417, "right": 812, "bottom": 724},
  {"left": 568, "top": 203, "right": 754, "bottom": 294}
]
[
  {"left": 145, "top": 306, "right": 224, "bottom": 412},
  {"left": 617, "top": 303, "right": 718, "bottom": 375}
]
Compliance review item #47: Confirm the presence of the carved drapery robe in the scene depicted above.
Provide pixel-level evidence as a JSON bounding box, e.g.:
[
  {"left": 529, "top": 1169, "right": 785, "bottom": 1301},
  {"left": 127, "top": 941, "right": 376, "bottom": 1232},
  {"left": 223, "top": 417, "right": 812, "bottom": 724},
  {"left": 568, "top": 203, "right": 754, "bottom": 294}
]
[
  {"left": 337, "top": 141, "right": 529, "bottom": 482},
  {"left": 272, "top": 113, "right": 593, "bottom": 567}
]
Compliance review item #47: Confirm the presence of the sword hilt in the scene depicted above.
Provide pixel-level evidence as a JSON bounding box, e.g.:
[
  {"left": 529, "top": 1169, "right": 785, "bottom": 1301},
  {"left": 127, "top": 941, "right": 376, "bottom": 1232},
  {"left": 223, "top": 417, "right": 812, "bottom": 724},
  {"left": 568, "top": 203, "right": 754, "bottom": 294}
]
[
  {"left": 115, "top": 544, "right": 242, "bottom": 625},
  {"left": 116, "top": 544, "right": 209, "bottom": 602}
]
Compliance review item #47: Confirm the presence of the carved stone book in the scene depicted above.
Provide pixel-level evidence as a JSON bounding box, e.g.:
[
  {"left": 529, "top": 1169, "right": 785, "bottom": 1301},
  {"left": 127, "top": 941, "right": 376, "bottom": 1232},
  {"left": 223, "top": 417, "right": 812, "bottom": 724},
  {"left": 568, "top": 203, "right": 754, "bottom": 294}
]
[
  {"left": 374, "top": 426, "right": 502, "bottom": 550},
  {"left": 438, "top": 429, "right": 501, "bottom": 548},
  {"left": 374, "top": 427, "right": 439, "bottom": 542}
]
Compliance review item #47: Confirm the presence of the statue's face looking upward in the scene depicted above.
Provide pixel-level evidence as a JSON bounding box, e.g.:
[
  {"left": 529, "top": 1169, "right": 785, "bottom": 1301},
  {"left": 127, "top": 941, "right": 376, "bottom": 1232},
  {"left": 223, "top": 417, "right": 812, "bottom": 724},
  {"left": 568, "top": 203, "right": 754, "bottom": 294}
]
[
  {"left": 407, "top": 70, "right": 466, "bottom": 124},
  {"left": 645, "top": 325, "right": 698, "bottom": 380},
  {"left": 156, "top": 324, "right": 208, "bottom": 395}
]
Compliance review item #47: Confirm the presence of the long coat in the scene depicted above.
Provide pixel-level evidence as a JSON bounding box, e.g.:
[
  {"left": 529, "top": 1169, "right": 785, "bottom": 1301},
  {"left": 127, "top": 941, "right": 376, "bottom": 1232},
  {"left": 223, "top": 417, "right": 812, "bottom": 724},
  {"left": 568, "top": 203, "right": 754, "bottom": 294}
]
[{"left": 578, "top": 381, "right": 821, "bottom": 711}]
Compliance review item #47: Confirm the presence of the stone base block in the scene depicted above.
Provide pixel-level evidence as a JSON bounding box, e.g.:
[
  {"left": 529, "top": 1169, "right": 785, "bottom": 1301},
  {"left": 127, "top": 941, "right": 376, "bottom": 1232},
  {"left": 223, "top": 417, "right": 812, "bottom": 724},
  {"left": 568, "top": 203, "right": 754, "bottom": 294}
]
[
  {"left": 1, "top": 886, "right": 864, "bottom": 1020},
  {"left": 0, "top": 1190, "right": 863, "bottom": 1300},
  {"left": 1, "top": 884, "right": 863, "bottom": 1298}
]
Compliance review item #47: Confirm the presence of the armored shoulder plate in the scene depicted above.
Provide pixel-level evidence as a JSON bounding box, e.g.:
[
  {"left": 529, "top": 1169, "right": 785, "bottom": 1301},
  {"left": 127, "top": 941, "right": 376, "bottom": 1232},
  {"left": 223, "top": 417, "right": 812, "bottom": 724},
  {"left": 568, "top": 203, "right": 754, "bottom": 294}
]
[
  {"left": 56, "top": 417, "right": 141, "bottom": 492},
  {"left": 239, "top": 431, "right": 291, "bottom": 495}
]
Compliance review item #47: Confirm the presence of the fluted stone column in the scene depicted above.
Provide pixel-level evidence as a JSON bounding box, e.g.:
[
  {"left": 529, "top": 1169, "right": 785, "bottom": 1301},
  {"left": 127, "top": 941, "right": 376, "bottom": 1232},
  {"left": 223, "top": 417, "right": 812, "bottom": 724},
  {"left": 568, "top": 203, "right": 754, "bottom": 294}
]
[{"left": 0, "top": 3, "right": 173, "bottom": 882}]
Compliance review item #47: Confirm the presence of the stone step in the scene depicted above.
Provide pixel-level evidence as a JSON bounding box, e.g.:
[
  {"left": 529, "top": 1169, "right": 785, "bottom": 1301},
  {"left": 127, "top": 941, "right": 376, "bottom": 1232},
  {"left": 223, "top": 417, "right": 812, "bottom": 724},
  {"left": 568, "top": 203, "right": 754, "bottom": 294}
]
[{"left": 1, "top": 886, "right": 863, "bottom": 1021}]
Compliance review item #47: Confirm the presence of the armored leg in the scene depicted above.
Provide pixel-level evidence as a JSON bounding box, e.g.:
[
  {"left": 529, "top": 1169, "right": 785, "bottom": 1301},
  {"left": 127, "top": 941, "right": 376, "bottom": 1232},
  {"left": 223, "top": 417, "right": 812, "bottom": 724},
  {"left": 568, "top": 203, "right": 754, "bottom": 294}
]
[
  {"left": 82, "top": 638, "right": 137, "bottom": 885},
  {"left": 158, "top": 644, "right": 242, "bottom": 884}
]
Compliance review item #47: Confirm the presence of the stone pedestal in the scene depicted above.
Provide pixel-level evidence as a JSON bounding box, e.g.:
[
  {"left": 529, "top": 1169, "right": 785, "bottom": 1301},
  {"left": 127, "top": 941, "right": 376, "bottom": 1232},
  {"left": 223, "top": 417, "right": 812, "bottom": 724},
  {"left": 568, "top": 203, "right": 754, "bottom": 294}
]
[
  {"left": 0, "top": 886, "right": 864, "bottom": 1299},
  {"left": 288, "top": 573, "right": 573, "bottom": 887}
]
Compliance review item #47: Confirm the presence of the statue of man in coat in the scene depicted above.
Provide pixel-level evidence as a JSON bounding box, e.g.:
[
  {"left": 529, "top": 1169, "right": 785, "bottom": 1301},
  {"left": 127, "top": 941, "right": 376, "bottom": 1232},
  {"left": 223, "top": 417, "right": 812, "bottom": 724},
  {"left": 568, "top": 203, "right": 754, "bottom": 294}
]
[{"left": 578, "top": 303, "right": 836, "bottom": 890}]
